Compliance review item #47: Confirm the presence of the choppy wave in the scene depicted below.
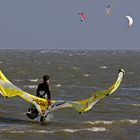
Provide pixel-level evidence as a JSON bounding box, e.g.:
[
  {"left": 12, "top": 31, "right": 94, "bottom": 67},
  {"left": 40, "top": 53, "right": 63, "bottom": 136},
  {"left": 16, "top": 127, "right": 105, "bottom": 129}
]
[
  {"left": 45, "top": 114, "right": 54, "bottom": 121},
  {"left": 40, "top": 50, "right": 50, "bottom": 53},
  {"left": 40, "top": 50, "right": 63, "bottom": 54},
  {"left": 71, "top": 67, "right": 78, "bottom": 70},
  {"left": 29, "top": 79, "right": 38, "bottom": 82},
  {"left": 114, "top": 98, "right": 121, "bottom": 100},
  {"left": 82, "top": 119, "right": 139, "bottom": 125},
  {"left": 0, "top": 127, "right": 106, "bottom": 134},
  {"left": 0, "top": 50, "right": 140, "bottom": 139},
  {"left": 69, "top": 54, "right": 73, "bottom": 57},
  {"left": 99, "top": 66, "right": 107, "bottom": 69},
  {"left": 83, "top": 74, "right": 90, "bottom": 77},
  {"left": 23, "top": 85, "right": 37, "bottom": 89},
  {"left": 13, "top": 79, "right": 23, "bottom": 82},
  {"left": 0, "top": 119, "right": 138, "bottom": 134},
  {"left": 131, "top": 104, "right": 140, "bottom": 107},
  {"left": 83, "top": 120, "right": 113, "bottom": 125},
  {"left": 55, "top": 84, "right": 62, "bottom": 88},
  {"left": 62, "top": 127, "right": 106, "bottom": 132},
  {"left": 128, "top": 72, "right": 134, "bottom": 75},
  {"left": 120, "top": 120, "right": 138, "bottom": 124},
  {"left": 120, "top": 87, "right": 140, "bottom": 91}
]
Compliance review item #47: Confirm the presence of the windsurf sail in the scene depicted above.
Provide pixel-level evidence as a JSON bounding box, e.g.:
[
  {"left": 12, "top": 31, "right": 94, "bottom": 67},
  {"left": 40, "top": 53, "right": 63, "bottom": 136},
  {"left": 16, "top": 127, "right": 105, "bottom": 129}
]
[{"left": 0, "top": 69, "right": 125, "bottom": 117}]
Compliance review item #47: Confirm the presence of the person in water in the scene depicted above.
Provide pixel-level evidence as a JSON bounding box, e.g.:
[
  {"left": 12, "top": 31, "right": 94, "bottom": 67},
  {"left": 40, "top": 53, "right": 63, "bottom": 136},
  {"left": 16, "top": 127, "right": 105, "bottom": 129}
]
[
  {"left": 36, "top": 75, "right": 51, "bottom": 106},
  {"left": 26, "top": 75, "right": 51, "bottom": 121}
]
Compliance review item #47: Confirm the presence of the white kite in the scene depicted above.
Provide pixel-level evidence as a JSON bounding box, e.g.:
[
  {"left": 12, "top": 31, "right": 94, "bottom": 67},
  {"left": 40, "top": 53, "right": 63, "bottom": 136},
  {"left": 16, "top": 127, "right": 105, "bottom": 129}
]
[
  {"left": 126, "top": 16, "right": 134, "bottom": 27},
  {"left": 106, "top": 5, "right": 113, "bottom": 16}
]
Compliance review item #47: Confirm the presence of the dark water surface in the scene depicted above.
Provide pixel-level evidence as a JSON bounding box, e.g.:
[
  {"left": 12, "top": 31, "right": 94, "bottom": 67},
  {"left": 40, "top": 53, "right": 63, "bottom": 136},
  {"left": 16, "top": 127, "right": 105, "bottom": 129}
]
[{"left": 0, "top": 50, "right": 139, "bottom": 140}]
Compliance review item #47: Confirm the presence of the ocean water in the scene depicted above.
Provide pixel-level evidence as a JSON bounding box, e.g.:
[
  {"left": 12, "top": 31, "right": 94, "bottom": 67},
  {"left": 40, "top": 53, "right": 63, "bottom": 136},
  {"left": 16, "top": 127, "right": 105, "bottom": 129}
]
[{"left": 0, "top": 50, "right": 139, "bottom": 140}]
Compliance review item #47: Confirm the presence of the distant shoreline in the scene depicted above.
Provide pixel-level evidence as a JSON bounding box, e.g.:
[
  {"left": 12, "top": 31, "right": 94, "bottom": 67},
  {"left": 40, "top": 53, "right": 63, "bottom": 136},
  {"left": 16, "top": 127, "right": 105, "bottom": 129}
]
[{"left": 0, "top": 48, "right": 139, "bottom": 52}]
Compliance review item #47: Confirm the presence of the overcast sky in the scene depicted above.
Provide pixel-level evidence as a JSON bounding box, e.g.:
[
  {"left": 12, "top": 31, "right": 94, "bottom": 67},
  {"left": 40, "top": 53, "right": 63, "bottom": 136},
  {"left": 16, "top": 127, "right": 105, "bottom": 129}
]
[{"left": 0, "top": 0, "right": 139, "bottom": 50}]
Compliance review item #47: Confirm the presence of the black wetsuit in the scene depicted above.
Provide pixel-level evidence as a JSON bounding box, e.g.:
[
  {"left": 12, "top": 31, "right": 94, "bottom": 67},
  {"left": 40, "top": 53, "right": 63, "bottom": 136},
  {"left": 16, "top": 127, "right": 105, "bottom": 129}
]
[
  {"left": 27, "top": 82, "right": 51, "bottom": 120},
  {"left": 36, "top": 82, "right": 51, "bottom": 100}
]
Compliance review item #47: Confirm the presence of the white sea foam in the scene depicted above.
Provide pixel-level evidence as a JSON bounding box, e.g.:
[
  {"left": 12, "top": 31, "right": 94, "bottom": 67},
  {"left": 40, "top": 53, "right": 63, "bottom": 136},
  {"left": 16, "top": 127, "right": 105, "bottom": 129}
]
[
  {"left": 40, "top": 50, "right": 50, "bottom": 53},
  {"left": 83, "top": 74, "right": 90, "bottom": 77},
  {"left": 29, "top": 79, "right": 38, "bottom": 82},
  {"left": 14, "top": 79, "right": 22, "bottom": 82},
  {"left": 128, "top": 72, "right": 134, "bottom": 75},
  {"left": 83, "top": 119, "right": 139, "bottom": 125},
  {"left": 36, "top": 130, "right": 55, "bottom": 133},
  {"left": 69, "top": 54, "right": 73, "bottom": 57},
  {"left": 99, "top": 66, "right": 107, "bottom": 69},
  {"left": 83, "top": 120, "right": 113, "bottom": 125},
  {"left": 62, "top": 127, "right": 106, "bottom": 132},
  {"left": 114, "top": 97, "right": 121, "bottom": 100},
  {"left": 55, "top": 84, "right": 61, "bottom": 88},
  {"left": 72, "top": 67, "right": 78, "bottom": 70},
  {"left": 9, "top": 130, "right": 25, "bottom": 134},
  {"left": 63, "top": 129, "right": 78, "bottom": 132},
  {"left": 45, "top": 114, "right": 53, "bottom": 121},
  {"left": 120, "top": 119, "right": 138, "bottom": 124},
  {"left": 88, "top": 127, "right": 106, "bottom": 132},
  {"left": 7, "top": 130, "right": 55, "bottom": 134},
  {"left": 2, "top": 126, "right": 106, "bottom": 134},
  {"left": 23, "top": 85, "right": 37, "bottom": 89},
  {"left": 128, "top": 120, "right": 138, "bottom": 124},
  {"left": 131, "top": 104, "right": 140, "bottom": 107},
  {"left": 120, "top": 87, "right": 140, "bottom": 91}
]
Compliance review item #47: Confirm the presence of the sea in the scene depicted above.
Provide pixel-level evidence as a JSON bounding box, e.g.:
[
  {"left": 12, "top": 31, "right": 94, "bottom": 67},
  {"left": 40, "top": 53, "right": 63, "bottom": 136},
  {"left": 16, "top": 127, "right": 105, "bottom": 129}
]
[{"left": 0, "top": 50, "right": 139, "bottom": 140}]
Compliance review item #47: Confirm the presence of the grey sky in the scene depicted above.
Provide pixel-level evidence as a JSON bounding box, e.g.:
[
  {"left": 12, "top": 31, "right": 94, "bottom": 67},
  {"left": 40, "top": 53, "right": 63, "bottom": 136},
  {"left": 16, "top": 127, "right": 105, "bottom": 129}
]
[{"left": 0, "top": 0, "right": 139, "bottom": 50}]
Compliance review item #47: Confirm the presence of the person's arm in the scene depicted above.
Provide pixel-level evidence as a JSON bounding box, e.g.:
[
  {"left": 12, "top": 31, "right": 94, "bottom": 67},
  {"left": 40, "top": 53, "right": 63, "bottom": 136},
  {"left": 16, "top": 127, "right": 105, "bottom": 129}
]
[
  {"left": 47, "top": 98, "right": 51, "bottom": 106},
  {"left": 46, "top": 84, "right": 51, "bottom": 106},
  {"left": 47, "top": 89, "right": 51, "bottom": 100},
  {"left": 36, "top": 84, "right": 40, "bottom": 97}
]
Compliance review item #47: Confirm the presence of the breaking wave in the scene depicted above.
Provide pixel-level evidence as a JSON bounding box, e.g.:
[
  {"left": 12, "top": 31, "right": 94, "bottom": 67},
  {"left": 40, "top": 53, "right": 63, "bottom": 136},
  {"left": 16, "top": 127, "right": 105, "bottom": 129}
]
[
  {"left": 82, "top": 119, "right": 139, "bottom": 125},
  {"left": 0, "top": 127, "right": 106, "bottom": 134}
]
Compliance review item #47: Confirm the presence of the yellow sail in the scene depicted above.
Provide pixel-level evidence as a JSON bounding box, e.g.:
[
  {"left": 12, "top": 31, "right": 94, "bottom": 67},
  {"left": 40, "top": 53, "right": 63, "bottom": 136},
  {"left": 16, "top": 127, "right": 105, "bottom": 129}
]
[
  {"left": 0, "top": 70, "right": 52, "bottom": 111},
  {"left": 0, "top": 69, "right": 125, "bottom": 114}
]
